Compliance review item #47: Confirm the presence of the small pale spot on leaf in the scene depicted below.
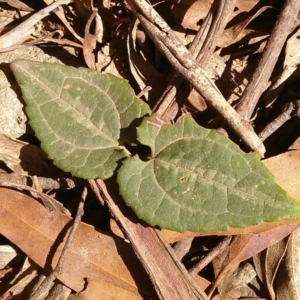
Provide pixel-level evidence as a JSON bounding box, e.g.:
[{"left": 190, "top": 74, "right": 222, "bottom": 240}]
[{"left": 118, "top": 116, "right": 300, "bottom": 232}]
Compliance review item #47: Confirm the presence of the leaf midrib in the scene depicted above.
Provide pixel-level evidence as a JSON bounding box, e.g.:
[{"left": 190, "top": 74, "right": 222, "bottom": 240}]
[{"left": 18, "top": 63, "right": 119, "bottom": 147}]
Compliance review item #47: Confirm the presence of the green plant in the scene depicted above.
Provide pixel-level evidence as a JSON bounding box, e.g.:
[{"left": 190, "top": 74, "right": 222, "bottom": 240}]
[{"left": 10, "top": 59, "right": 300, "bottom": 232}]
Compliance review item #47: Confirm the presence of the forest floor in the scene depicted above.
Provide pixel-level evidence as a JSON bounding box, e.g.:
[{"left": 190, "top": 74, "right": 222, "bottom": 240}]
[{"left": 1, "top": 0, "right": 300, "bottom": 299}]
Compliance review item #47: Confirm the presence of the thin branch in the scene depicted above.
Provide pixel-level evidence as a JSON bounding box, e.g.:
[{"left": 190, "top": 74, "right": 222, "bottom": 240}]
[
  {"left": 0, "top": 173, "right": 83, "bottom": 190},
  {"left": 0, "top": 0, "right": 73, "bottom": 49},
  {"left": 29, "top": 185, "right": 87, "bottom": 300},
  {"left": 193, "top": 0, "right": 236, "bottom": 67},
  {"left": 236, "top": 0, "right": 300, "bottom": 120},
  {"left": 154, "top": 0, "right": 237, "bottom": 121},
  {"left": 258, "top": 101, "right": 297, "bottom": 141},
  {"left": 0, "top": 181, "right": 71, "bottom": 214},
  {"left": 89, "top": 179, "right": 209, "bottom": 300},
  {"left": 127, "top": 0, "right": 265, "bottom": 156},
  {"left": 189, "top": 236, "right": 232, "bottom": 277}
]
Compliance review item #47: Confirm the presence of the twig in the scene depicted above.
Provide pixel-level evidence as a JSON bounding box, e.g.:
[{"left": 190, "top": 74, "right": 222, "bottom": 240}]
[
  {"left": 258, "top": 100, "right": 300, "bottom": 141},
  {"left": 0, "top": 0, "right": 73, "bottom": 49},
  {"left": 0, "top": 30, "right": 64, "bottom": 53},
  {"left": 154, "top": 0, "right": 237, "bottom": 121},
  {"left": 29, "top": 185, "right": 88, "bottom": 300},
  {"left": 127, "top": 0, "right": 265, "bottom": 156},
  {"left": 5, "top": 0, "right": 34, "bottom": 11},
  {"left": 137, "top": 85, "right": 152, "bottom": 98},
  {"left": 192, "top": 0, "right": 236, "bottom": 67},
  {"left": 89, "top": 179, "right": 209, "bottom": 300},
  {"left": 189, "top": 236, "right": 232, "bottom": 277},
  {"left": 262, "top": 26, "right": 300, "bottom": 109},
  {"left": 236, "top": 0, "right": 300, "bottom": 120},
  {"left": 0, "top": 173, "right": 82, "bottom": 190},
  {"left": 43, "top": 0, "right": 83, "bottom": 43},
  {"left": 0, "top": 181, "right": 71, "bottom": 214}
]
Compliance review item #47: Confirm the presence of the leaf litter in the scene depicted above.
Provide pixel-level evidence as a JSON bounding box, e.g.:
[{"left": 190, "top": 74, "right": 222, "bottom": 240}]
[{"left": 1, "top": 0, "right": 300, "bottom": 299}]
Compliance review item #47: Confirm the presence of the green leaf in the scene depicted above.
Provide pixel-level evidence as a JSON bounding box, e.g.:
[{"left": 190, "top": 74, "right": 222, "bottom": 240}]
[
  {"left": 10, "top": 60, "right": 151, "bottom": 179},
  {"left": 117, "top": 116, "right": 300, "bottom": 232}
]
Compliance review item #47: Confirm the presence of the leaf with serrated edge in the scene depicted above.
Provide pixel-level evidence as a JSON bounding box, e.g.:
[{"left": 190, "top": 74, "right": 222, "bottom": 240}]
[
  {"left": 10, "top": 60, "right": 151, "bottom": 179},
  {"left": 117, "top": 115, "right": 300, "bottom": 232}
]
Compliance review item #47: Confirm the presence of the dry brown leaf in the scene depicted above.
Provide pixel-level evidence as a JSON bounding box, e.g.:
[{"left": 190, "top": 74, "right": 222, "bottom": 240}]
[
  {"left": 76, "top": 278, "right": 142, "bottom": 300},
  {"left": 43, "top": 0, "right": 83, "bottom": 44},
  {"left": 171, "top": 0, "right": 260, "bottom": 32},
  {"left": 161, "top": 219, "right": 300, "bottom": 243},
  {"left": 47, "top": 283, "right": 72, "bottom": 299},
  {"left": 83, "top": 11, "right": 98, "bottom": 69},
  {"left": 253, "top": 237, "right": 289, "bottom": 300},
  {"left": 208, "top": 223, "right": 300, "bottom": 297},
  {"left": 262, "top": 27, "right": 300, "bottom": 108},
  {"left": 74, "top": 0, "right": 117, "bottom": 31},
  {"left": 265, "top": 240, "right": 289, "bottom": 297},
  {"left": 74, "top": 0, "right": 94, "bottom": 20},
  {"left": 218, "top": 6, "right": 270, "bottom": 48},
  {"left": 283, "top": 27, "right": 300, "bottom": 69},
  {"left": 290, "top": 136, "right": 300, "bottom": 150},
  {"left": 0, "top": 187, "right": 155, "bottom": 299},
  {"left": 127, "top": 20, "right": 166, "bottom": 103},
  {"left": 275, "top": 227, "right": 300, "bottom": 299},
  {"left": 4, "top": 0, "right": 34, "bottom": 11},
  {"left": 263, "top": 150, "right": 300, "bottom": 202},
  {"left": 233, "top": 0, "right": 261, "bottom": 16},
  {"left": 213, "top": 261, "right": 257, "bottom": 299},
  {"left": 228, "top": 225, "right": 300, "bottom": 266},
  {"left": 0, "top": 133, "right": 61, "bottom": 177},
  {"left": 171, "top": 0, "right": 212, "bottom": 31},
  {"left": 194, "top": 275, "right": 211, "bottom": 292}
]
